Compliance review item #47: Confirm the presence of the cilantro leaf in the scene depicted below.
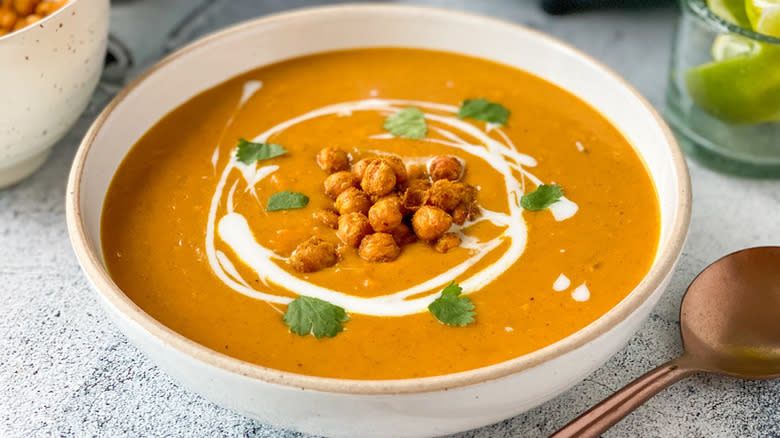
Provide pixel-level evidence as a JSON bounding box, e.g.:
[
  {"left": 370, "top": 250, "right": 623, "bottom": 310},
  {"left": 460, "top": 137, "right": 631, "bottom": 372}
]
[
  {"left": 428, "top": 282, "right": 475, "bottom": 327},
  {"left": 283, "top": 296, "right": 349, "bottom": 338},
  {"left": 457, "top": 99, "right": 510, "bottom": 125},
  {"left": 236, "top": 138, "right": 287, "bottom": 164},
  {"left": 520, "top": 184, "right": 563, "bottom": 211},
  {"left": 383, "top": 107, "right": 427, "bottom": 139},
  {"left": 266, "top": 191, "right": 309, "bottom": 211}
]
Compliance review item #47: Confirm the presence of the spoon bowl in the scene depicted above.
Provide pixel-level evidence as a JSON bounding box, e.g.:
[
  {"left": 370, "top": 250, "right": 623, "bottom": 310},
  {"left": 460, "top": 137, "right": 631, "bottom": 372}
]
[
  {"left": 681, "top": 246, "right": 780, "bottom": 378},
  {"left": 552, "top": 246, "right": 780, "bottom": 438}
]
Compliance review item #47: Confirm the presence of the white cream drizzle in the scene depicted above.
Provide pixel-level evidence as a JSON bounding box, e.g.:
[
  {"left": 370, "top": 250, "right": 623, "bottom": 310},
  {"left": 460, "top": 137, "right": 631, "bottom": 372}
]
[
  {"left": 210, "top": 146, "right": 220, "bottom": 170},
  {"left": 211, "top": 81, "right": 264, "bottom": 173},
  {"left": 204, "top": 94, "right": 581, "bottom": 316},
  {"left": 368, "top": 133, "right": 395, "bottom": 140},
  {"left": 553, "top": 274, "right": 571, "bottom": 292},
  {"left": 549, "top": 197, "right": 579, "bottom": 221},
  {"left": 571, "top": 283, "right": 591, "bottom": 302},
  {"left": 240, "top": 80, "right": 263, "bottom": 105},
  {"left": 216, "top": 250, "right": 250, "bottom": 288}
]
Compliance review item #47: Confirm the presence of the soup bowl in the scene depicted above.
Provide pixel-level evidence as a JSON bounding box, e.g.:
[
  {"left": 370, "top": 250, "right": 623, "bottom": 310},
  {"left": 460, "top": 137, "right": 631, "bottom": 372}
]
[{"left": 66, "top": 5, "right": 691, "bottom": 438}]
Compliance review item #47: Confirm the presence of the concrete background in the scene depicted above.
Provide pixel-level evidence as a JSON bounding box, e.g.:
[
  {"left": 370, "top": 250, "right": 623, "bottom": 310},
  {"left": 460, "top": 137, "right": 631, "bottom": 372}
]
[{"left": 1, "top": 1, "right": 778, "bottom": 436}]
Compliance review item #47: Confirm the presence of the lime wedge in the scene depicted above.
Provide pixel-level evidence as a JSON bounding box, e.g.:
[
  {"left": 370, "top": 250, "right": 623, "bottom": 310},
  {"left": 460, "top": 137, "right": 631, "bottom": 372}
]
[
  {"left": 756, "top": 7, "right": 780, "bottom": 36},
  {"left": 746, "top": 0, "right": 780, "bottom": 37},
  {"left": 708, "top": 0, "right": 753, "bottom": 28},
  {"left": 711, "top": 33, "right": 760, "bottom": 60},
  {"left": 686, "top": 40, "right": 780, "bottom": 124}
]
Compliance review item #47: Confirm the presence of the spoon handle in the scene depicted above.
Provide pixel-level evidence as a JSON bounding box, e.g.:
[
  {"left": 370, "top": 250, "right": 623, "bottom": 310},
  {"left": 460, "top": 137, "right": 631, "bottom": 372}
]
[{"left": 549, "top": 357, "right": 697, "bottom": 438}]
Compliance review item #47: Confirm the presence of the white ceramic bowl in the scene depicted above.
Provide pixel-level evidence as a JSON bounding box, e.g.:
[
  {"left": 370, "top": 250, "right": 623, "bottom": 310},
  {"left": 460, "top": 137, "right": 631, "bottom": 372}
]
[
  {"left": 66, "top": 5, "right": 691, "bottom": 438},
  {"left": 0, "top": 0, "right": 109, "bottom": 188}
]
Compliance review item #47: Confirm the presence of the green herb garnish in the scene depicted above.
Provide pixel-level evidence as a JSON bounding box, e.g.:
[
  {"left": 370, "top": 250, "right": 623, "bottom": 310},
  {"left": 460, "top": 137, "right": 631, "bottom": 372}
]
[
  {"left": 383, "top": 107, "right": 427, "bottom": 139},
  {"left": 457, "top": 98, "right": 510, "bottom": 125},
  {"left": 236, "top": 138, "right": 287, "bottom": 164},
  {"left": 266, "top": 191, "right": 309, "bottom": 212},
  {"left": 428, "top": 282, "right": 475, "bottom": 327},
  {"left": 283, "top": 296, "right": 349, "bottom": 338},
  {"left": 520, "top": 184, "right": 563, "bottom": 211}
]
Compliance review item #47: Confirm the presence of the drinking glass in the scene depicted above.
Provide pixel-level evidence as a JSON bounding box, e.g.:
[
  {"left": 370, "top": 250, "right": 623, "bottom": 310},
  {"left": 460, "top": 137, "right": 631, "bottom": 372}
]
[{"left": 665, "top": 0, "right": 780, "bottom": 177}]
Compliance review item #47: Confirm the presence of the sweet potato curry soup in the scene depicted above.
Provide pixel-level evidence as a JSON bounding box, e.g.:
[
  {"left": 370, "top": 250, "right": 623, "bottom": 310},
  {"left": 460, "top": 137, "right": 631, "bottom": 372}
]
[{"left": 102, "top": 49, "right": 660, "bottom": 380}]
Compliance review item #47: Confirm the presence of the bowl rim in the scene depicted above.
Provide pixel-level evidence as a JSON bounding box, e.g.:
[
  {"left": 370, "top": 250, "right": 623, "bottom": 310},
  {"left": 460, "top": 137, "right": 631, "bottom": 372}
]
[{"left": 65, "top": 3, "right": 692, "bottom": 395}]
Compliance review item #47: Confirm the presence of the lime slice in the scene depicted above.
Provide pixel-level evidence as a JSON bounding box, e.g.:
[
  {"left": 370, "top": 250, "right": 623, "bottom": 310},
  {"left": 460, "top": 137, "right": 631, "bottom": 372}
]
[
  {"left": 756, "top": 7, "right": 780, "bottom": 36},
  {"left": 711, "top": 33, "right": 760, "bottom": 60},
  {"left": 686, "top": 40, "right": 780, "bottom": 124},
  {"left": 708, "top": 0, "right": 753, "bottom": 28},
  {"left": 745, "top": 0, "right": 780, "bottom": 37}
]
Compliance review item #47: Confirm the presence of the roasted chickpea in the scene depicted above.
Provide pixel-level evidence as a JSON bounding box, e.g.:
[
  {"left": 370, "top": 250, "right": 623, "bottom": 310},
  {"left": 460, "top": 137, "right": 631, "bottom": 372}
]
[
  {"left": 312, "top": 210, "right": 339, "bottom": 229},
  {"left": 21, "top": 12, "right": 38, "bottom": 24},
  {"left": 389, "top": 223, "right": 416, "bottom": 246},
  {"left": 452, "top": 189, "right": 480, "bottom": 225},
  {"left": 34, "top": 0, "right": 64, "bottom": 16},
  {"left": 316, "top": 146, "right": 350, "bottom": 173},
  {"left": 12, "top": 0, "right": 38, "bottom": 15},
  {"left": 360, "top": 160, "right": 396, "bottom": 196},
  {"left": 401, "top": 179, "right": 430, "bottom": 212},
  {"left": 290, "top": 237, "right": 338, "bottom": 273},
  {"left": 451, "top": 205, "right": 469, "bottom": 226},
  {"left": 380, "top": 155, "right": 408, "bottom": 185},
  {"left": 352, "top": 157, "right": 374, "bottom": 179},
  {"left": 337, "top": 212, "right": 373, "bottom": 247},
  {"left": 368, "top": 196, "right": 403, "bottom": 232},
  {"left": 425, "top": 180, "right": 467, "bottom": 212},
  {"left": 34, "top": 0, "right": 55, "bottom": 15},
  {"left": 411, "top": 206, "right": 452, "bottom": 241},
  {"left": 323, "top": 171, "right": 359, "bottom": 199},
  {"left": 432, "top": 180, "right": 477, "bottom": 211},
  {"left": 358, "top": 233, "right": 401, "bottom": 263},
  {"left": 334, "top": 187, "right": 371, "bottom": 216},
  {"left": 0, "top": 8, "right": 17, "bottom": 29},
  {"left": 12, "top": 12, "right": 37, "bottom": 29},
  {"left": 434, "top": 232, "right": 461, "bottom": 253},
  {"left": 380, "top": 193, "right": 408, "bottom": 216},
  {"left": 429, "top": 155, "right": 463, "bottom": 181}
]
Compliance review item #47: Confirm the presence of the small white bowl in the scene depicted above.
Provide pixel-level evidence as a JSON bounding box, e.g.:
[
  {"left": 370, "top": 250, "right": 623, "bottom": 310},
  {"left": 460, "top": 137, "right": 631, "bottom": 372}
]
[
  {"left": 0, "top": 0, "right": 109, "bottom": 188},
  {"left": 66, "top": 5, "right": 691, "bottom": 438}
]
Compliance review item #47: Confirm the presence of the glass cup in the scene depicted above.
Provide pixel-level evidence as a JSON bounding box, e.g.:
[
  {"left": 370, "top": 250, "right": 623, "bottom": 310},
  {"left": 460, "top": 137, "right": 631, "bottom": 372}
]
[{"left": 665, "top": 0, "right": 780, "bottom": 177}]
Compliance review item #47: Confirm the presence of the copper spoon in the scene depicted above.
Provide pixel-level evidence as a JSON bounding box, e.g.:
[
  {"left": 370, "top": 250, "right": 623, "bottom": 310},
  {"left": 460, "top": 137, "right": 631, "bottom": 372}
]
[{"left": 551, "top": 246, "right": 780, "bottom": 438}]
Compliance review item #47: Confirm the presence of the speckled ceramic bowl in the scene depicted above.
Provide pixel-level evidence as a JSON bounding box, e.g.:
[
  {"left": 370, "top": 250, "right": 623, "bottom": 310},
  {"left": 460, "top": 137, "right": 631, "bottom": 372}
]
[
  {"left": 0, "top": 0, "right": 108, "bottom": 188},
  {"left": 66, "top": 5, "right": 691, "bottom": 438}
]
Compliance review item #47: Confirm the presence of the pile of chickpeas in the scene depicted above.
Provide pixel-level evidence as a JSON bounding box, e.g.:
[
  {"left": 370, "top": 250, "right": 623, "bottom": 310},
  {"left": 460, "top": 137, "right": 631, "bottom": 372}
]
[
  {"left": 289, "top": 147, "right": 480, "bottom": 273},
  {"left": 0, "top": 0, "right": 68, "bottom": 37}
]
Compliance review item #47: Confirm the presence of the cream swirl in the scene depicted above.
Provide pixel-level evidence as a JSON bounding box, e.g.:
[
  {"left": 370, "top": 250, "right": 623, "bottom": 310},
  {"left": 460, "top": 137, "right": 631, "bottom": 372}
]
[{"left": 204, "top": 90, "right": 578, "bottom": 316}]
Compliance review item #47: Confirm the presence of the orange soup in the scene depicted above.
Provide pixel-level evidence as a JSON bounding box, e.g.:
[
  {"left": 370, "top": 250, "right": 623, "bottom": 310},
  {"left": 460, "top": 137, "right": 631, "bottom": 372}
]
[{"left": 101, "top": 48, "right": 660, "bottom": 380}]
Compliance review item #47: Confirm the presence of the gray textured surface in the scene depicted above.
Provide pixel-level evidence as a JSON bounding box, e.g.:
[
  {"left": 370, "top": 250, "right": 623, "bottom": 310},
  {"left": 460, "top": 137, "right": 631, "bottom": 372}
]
[{"left": 1, "top": 1, "right": 779, "bottom": 437}]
